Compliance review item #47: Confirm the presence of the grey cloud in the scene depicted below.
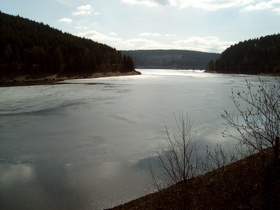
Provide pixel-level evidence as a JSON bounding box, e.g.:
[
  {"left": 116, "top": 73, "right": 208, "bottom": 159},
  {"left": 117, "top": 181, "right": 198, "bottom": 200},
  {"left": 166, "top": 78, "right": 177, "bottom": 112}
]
[{"left": 154, "top": 0, "right": 170, "bottom": 6}]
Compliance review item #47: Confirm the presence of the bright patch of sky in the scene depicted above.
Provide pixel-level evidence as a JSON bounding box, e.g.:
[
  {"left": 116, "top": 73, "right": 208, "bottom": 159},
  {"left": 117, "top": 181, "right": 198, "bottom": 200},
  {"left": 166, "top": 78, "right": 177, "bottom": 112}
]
[{"left": 1, "top": 0, "right": 279, "bottom": 52}]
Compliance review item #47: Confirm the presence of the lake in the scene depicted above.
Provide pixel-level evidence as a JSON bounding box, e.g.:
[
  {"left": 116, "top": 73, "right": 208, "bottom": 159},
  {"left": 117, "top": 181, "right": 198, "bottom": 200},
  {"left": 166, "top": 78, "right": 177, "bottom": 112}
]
[{"left": 0, "top": 69, "right": 276, "bottom": 209}]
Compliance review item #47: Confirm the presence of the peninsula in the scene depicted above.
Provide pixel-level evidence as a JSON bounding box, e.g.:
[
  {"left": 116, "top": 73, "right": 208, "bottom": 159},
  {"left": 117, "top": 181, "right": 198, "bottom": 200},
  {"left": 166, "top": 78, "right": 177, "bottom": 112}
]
[{"left": 0, "top": 12, "right": 139, "bottom": 85}]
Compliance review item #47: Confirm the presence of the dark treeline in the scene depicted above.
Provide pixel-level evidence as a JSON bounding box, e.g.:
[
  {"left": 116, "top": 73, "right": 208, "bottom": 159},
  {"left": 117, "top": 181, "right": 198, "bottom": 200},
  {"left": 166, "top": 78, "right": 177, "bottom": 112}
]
[
  {"left": 207, "top": 34, "right": 280, "bottom": 74},
  {"left": 0, "top": 12, "right": 135, "bottom": 81},
  {"left": 121, "top": 50, "right": 220, "bottom": 69}
]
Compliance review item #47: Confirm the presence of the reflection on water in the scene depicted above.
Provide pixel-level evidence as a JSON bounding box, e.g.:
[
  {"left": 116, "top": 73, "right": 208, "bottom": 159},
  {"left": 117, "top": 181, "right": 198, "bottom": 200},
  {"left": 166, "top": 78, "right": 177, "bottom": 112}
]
[
  {"left": 0, "top": 69, "right": 276, "bottom": 209},
  {"left": 0, "top": 161, "right": 149, "bottom": 210},
  {"left": 0, "top": 163, "right": 85, "bottom": 210},
  {"left": 0, "top": 164, "right": 35, "bottom": 186}
]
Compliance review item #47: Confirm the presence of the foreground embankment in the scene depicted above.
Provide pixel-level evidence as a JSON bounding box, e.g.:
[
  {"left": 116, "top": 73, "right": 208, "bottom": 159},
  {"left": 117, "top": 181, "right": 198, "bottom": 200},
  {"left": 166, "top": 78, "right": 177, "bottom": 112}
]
[{"left": 110, "top": 148, "right": 279, "bottom": 209}]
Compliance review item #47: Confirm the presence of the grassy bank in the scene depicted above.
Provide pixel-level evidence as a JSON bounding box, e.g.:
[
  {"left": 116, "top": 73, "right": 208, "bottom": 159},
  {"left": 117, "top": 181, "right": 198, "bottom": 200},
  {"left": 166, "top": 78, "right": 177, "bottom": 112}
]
[{"left": 110, "top": 148, "right": 280, "bottom": 209}]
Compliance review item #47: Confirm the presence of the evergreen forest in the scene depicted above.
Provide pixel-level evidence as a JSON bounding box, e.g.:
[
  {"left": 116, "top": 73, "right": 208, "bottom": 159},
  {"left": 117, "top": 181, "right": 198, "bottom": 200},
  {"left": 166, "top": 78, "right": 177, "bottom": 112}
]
[
  {"left": 206, "top": 34, "right": 280, "bottom": 74},
  {"left": 121, "top": 50, "right": 220, "bottom": 69},
  {"left": 0, "top": 12, "right": 135, "bottom": 82}
]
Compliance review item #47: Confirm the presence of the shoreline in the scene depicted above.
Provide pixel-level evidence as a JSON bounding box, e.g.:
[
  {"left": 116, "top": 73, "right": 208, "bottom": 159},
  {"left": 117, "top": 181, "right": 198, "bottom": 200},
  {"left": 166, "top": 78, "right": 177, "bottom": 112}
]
[
  {"left": 205, "top": 70, "right": 280, "bottom": 77},
  {"left": 0, "top": 70, "right": 141, "bottom": 87}
]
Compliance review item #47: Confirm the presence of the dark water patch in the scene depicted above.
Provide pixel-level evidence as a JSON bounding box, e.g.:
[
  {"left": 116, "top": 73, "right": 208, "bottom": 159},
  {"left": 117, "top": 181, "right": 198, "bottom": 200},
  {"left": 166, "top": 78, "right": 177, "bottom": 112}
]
[
  {"left": 0, "top": 100, "right": 86, "bottom": 116},
  {"left": 56, "top": 82, "right": 108, "bottom": 86},
  {"left": 109, "top": 115, "right": 137, "bottom": 124}
]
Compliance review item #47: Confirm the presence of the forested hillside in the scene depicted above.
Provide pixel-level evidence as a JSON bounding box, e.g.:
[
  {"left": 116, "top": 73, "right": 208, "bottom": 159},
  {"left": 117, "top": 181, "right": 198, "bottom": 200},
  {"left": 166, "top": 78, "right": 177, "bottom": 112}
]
[
  {"left": 121, "top": 50, "right": 220, "bottom": 69},
  {"left": 206, "top": 34, "right": 280, "bottom": 74},
  {"left": 0, "top": 12, "right": 135, "bottom": 82}
]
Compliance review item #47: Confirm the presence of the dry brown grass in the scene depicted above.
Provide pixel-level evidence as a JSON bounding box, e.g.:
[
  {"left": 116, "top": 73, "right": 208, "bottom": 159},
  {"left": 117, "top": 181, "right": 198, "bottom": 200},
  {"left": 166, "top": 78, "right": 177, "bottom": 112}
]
[{"left": 111, "top": 148, "right": 280, "bottom": 210}]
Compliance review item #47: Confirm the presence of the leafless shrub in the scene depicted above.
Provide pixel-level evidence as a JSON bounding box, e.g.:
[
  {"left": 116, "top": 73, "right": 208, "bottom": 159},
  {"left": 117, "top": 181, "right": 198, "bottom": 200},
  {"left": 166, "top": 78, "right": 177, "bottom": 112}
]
[
  {"left": 221, "top": 78, "right": 280, "bottom": 209},
  {"left": 154, "top": 113, "right": 199, "bottom": 185},
  {"left": 201, "top": 143, "right": 239, "bottom": 172},
  {"left": 221, "top": 78, "right": 280, "bottom": 161},
  {"left": 149, "top": 112, "right": 200, "bottom": 209}
]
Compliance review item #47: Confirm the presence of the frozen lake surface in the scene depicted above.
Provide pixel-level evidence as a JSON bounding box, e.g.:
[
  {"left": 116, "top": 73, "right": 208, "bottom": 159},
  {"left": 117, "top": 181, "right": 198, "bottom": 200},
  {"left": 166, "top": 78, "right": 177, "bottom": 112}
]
[{"left": 0, "top": 69, "right": 276, "bottom": 209}]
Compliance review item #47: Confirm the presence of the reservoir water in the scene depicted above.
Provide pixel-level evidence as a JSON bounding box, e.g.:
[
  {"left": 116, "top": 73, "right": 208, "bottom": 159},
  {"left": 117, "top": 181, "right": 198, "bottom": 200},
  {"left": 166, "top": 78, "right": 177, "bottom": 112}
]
[{"left": 0, "top": 69, "right": 276, "bottom": 209}]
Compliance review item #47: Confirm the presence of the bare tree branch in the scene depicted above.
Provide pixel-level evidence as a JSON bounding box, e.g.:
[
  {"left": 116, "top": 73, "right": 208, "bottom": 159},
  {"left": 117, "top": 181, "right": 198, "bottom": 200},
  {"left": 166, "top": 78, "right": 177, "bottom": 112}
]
[{"left": 221, "top": 78, "right": 280, "bottom": 161}]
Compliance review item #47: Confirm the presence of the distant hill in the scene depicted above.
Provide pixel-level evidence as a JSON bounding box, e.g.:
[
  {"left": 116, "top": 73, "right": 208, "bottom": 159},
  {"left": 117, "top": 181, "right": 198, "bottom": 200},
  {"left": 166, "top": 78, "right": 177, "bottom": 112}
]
[
  {"left": 0, "top": 12, "right": 136, "bottom": 83},
  {"left": 121, "top": 50, "right": 220, "bottom": 70},
  {"left": 206, "top": 34, "right": 280, "bottom": 74}
]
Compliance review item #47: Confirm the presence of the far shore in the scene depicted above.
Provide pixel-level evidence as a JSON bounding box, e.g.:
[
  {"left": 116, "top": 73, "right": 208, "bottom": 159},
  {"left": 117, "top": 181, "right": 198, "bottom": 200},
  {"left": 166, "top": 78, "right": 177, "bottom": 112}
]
[
  {"left": 0, "top": 70, "right": 141, "bottom": 87},
  {"left": 205, "top": 70, "right": 280, "bottom": 77},
  {"left": 2, "top": 69, "right": 279, "bottom": 87}
]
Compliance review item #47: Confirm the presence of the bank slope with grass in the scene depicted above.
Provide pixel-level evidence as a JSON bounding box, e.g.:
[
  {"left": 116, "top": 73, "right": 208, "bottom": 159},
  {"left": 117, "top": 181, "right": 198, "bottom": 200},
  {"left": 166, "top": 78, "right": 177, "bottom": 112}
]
[
  {"left": 0, "top": 12, "right": 138, "bottom": 84},
  {"left": 111, "top": 148, "right": 280, "bottom": 209}
]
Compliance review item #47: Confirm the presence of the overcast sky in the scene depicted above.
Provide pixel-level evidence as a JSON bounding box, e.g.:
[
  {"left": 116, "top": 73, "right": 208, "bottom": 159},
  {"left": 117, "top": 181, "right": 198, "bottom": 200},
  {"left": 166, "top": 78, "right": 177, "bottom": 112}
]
[{"left": 1, "top": 0, "right": 280, "bottom": 53}]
